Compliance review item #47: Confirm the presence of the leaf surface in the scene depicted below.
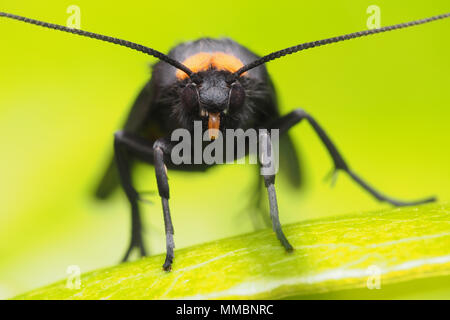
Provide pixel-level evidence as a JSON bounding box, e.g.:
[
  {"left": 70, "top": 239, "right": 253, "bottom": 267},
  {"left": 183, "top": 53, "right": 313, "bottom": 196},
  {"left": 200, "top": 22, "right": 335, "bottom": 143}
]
[{"left": 16, "top": 203, "right": 450, "bottom": 299}]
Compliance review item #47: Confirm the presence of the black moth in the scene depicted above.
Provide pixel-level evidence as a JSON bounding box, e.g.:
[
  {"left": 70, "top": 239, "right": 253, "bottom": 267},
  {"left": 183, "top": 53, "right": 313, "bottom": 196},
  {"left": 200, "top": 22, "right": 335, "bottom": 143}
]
[{"left": 1, "top": 12, "right": 448, "bottom": 271}]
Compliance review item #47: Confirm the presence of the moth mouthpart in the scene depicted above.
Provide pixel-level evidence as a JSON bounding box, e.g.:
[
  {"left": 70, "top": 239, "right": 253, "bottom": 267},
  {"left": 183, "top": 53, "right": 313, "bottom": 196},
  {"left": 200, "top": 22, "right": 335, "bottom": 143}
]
[{"left": 208, "top": 112, "right": 221, "bottom": 140}]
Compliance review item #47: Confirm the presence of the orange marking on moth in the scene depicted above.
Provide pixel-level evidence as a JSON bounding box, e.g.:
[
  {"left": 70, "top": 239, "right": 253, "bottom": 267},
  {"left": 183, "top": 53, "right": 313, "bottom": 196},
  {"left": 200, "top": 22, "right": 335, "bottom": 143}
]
[
  {"left": 211, "top": 52, "right": 245, "bottom": 74},
  {"left": 176, "top": 52, "right": 247, "bottom": 80},
  {"left": 177, "top": 52, "right": 212, "bottom": 78}
]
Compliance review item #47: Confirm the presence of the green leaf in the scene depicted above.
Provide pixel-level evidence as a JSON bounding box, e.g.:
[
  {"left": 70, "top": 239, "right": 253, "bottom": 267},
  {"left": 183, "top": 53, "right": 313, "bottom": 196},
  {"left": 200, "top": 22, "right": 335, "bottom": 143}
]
[{"left": 15, "top": 203, "right": 450, "bottom": 299}]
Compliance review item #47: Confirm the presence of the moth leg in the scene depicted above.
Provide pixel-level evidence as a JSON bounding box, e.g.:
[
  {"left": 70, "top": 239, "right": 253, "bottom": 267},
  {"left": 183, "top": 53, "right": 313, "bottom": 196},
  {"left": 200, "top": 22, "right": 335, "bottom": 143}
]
[
  {"left": 246, "top": 168, "right": 271, "bottom": 230},
  {"left": 258, "top": 130, "right": 293, "bottom": 251},
  {"left": 272, "top": 108, "right": 436, "bottom": 206},
  {"left": 114, "top": 131, "right": 149, "bottom": 261},
  {"left": 153, "top": 139, "right": 175, "bottom": 271},
  {"left": 115, "top": 131, "right": 175, "bottom": 271}
]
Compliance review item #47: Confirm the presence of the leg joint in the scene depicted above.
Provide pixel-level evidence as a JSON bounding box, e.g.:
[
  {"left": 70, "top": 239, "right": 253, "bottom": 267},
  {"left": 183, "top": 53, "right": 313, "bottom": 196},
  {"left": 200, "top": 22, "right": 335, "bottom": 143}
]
[
  {"left": 153, "top": 142, "right": 170, "bottom": 199},
  {"left": 292, "top": 108, "right": 309, "bottom": 120}
]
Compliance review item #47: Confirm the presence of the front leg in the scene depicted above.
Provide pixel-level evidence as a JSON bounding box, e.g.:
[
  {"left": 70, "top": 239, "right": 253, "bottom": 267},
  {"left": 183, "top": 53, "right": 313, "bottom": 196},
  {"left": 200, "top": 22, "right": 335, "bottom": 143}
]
[
  {"left": 271, "top": 108, "right": 436, "bottom": 206},
  {"left": 114, "top": 131, "right": 175, "bottom": 270},
  {"left": 153, "top": 139, "right": 175, "bottom": 271},
  {"left": 258, "top": 130, "right": 293, "bottom": 251}
]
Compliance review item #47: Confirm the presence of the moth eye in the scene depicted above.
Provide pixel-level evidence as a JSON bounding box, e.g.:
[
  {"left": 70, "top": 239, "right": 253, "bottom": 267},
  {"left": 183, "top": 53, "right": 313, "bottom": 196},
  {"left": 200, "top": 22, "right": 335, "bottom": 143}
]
[
  {"left": 181, "top": 83, "right": 199, "bottom": 110},
  {"left": 229, "top": 82, "right": 245, "bottom": 111}
]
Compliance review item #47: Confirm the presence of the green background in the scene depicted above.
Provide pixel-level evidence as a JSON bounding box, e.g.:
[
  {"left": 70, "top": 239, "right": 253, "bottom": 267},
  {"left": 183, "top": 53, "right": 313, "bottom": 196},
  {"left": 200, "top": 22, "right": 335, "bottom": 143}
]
[{"left": 0, "top": 0, "right": 449, "bottom": 298}]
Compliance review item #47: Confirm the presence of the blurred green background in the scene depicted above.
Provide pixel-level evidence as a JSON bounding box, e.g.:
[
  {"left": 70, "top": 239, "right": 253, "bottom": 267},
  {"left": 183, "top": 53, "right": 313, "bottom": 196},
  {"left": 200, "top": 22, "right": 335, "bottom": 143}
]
[{"left": 0, "top": 0, "right": 449, "bottom": 299}]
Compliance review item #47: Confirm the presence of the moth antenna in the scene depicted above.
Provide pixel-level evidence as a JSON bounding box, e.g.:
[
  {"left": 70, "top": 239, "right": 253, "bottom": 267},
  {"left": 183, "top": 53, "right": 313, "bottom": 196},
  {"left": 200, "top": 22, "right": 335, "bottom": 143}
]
[
  {"left": 234, "top": 12, "right": 450, "bottom": 78},
  {"left": 0, "top": 12, "right": 194, "bottom": 77}
]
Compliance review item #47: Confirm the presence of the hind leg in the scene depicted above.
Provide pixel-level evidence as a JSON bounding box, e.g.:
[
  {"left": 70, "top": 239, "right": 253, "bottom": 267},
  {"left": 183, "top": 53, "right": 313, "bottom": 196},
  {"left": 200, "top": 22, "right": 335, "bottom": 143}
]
[
  {"left": 114, "top": 131, "right": 151, "bottom": 261},
  {"left": 245, "top": 167, "right": 271, "bottom": 230},
  {"left": 272, "top": 108, "right": 436, "bottom": 206}
]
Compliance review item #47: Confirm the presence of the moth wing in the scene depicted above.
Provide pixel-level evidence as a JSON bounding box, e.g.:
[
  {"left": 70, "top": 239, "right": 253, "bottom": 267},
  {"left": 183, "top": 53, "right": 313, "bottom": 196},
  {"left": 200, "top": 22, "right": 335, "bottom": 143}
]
[{"left": 94, "top": 80, "right": 155, "bottom": 199}]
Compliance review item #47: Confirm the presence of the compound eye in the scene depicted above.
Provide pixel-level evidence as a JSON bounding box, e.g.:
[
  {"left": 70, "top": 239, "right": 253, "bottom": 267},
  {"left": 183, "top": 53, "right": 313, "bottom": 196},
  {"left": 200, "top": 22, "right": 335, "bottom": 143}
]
[
  {"left": 181, "top": 83, "right": 199, "bottom": 110},
  {"left": 229, "top": 82, "right": 245, "bottom": 111}
]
